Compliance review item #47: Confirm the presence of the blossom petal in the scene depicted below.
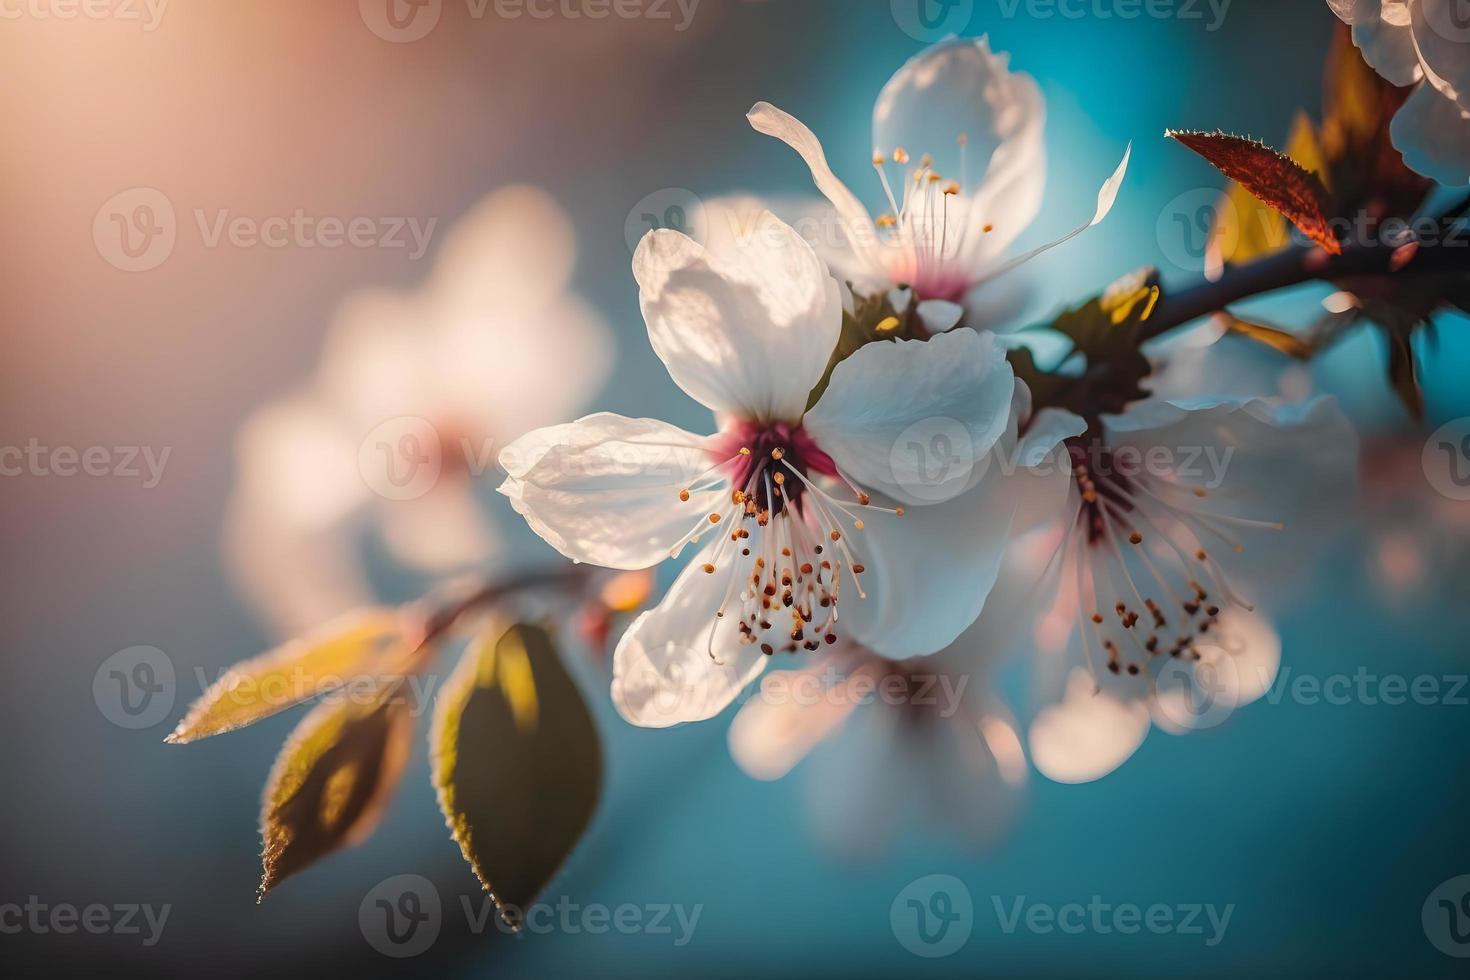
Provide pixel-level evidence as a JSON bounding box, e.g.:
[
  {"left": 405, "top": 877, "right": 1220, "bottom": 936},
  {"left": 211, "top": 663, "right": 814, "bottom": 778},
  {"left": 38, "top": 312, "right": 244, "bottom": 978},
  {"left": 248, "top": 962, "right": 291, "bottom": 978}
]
[
  {"left": 497, "top": 413, "right": 720, "bottom": 570},
  {"left": 611, "top": 546, "right": 767, "bottom": 728},
  {"left": 726, "top": 657, "right": 858, "bottom": 780},
  {"left": 1345, "top": 10, "right": 1423, "bottom": 86},
  {"left": 747, "top": 102, "right": 882, "bottom": 275},
  {"left": 803, "top": 329, "right": 1016, "bottom": 506},
  {"left": 1029, "top": 668, "right": 1151, "bottom": 784},
  {"left": 872, "top": 36, "right": 1048, "bottom": 267},
  {"left": 840, "top": 404, "right": 1073, "bottom": 661},
  {"left": 1413, "top": 0, "right": 1470, "bottom": 110},
  {"left": 1391, "top": 80, "right": 1470, "bottom": 185},
  {"left": 633, "top": 214, "right": 844, "bottom": 421},
  {"left": 1102, "top": 395, "right": 1358, "bottom": 593},
  {"left": 972, "top": 143, "right": 1131, "bottom": 288}
]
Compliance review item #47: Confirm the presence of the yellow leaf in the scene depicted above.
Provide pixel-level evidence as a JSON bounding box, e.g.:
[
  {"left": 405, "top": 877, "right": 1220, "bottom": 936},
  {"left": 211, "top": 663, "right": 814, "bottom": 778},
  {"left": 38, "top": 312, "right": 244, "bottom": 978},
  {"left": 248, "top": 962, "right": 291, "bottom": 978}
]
[
  {"left": 166, "top": 609, "right": 408, "bottom": 744},
  {"left": 258, "top": 681, "right": 413, "bottom": 901},
  {"left": 431, "top": 624, "right": 600, "bottom": 930}
]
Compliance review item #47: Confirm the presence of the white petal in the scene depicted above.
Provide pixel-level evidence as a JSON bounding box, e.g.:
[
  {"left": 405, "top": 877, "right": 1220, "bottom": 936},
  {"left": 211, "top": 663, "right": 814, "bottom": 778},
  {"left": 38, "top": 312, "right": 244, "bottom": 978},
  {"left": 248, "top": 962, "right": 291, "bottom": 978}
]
[
  {"left": 1346, "top": 11, "right": 1423, "bottom": 86},
  {"left": 915, "top": 298, "right": 964, "bottom": 333},
  {"left": 842, "top": 414, "right": 1072, "bottom": 661},
  {"left": 972, "top": 143, "right": 1131, "bottom": 288},
  {"left": 497, "top": 414, "right": 720, "bottom": 570},
  {"left": 611, "top": 545, "right": 768, "bottom": 728},
  {"left": 1151, "top": 607, "right": 1281, "bottom": 733},
  {"left": 633, "top": 214, "right": 844, "bottom": 421},
  {"left": 1102, "top": 395, "right": 1359, "bottom": 592},
  {"left": 922, "top": 712, "right": 1025, "bottom": 849},
  {"left": 726, "top": 657, "right": 858, "bottom": 780},
  {"left": 871, "top": 37, "right": 1048, "bottom": 267},
  {"left": 1412, "top": 0, "right": 1470, "bottom": 106},
  {"left": 1029, "top": 668, "right": 1151, "bottom": 784},
  {"left": 747, "top": 102, "right": 882, "bottom": 272},
  {"left": 803, "top": 329, "right": 1016, "bottom": 506},
  {"left": 1392, "top": 81, "right": 1470, "bottom": 186},
  {"left": 430, "top": 184, "right": 577, "bottom": 320},
  {"left": 802, "top": 704, "right": 913, "bottom": 857}
]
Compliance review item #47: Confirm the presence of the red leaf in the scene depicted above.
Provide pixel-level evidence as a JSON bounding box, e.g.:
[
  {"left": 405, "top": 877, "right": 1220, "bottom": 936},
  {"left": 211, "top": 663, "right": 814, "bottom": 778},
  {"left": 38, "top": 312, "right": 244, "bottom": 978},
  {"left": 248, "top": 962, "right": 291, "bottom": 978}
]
[{"left": 1167, "top": 129, "right": 1342, "bottom": 255}]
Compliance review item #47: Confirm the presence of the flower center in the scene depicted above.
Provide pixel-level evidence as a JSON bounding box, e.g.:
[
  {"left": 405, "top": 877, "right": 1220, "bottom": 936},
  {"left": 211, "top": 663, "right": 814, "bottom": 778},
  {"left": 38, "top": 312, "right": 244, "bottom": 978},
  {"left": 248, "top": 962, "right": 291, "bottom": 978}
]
[
  {"left": 869, "top": 138, "right": 992, "bottom": 301},
  {"left": 673, "top": 422, "right": 901, "bottom": 660},
  {"left": 1061, "top": 438, "right": 1281, "bottom": 680}
]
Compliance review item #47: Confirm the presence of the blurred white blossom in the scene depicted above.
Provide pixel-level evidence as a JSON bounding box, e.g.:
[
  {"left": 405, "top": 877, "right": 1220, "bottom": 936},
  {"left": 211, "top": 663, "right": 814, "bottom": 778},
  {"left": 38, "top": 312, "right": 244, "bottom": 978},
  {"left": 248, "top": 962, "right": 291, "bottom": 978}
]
[{"left": 226, "top": 186, "right": 611, "bottom": 636}]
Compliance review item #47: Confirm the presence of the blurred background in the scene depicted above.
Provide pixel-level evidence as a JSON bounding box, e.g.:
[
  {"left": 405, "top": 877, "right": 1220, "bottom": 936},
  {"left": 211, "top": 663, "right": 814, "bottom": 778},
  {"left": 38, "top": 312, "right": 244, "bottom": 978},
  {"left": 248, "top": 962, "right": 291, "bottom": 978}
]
[{"left": 3, "top": 0, "right": 1469, "bottom": 976}]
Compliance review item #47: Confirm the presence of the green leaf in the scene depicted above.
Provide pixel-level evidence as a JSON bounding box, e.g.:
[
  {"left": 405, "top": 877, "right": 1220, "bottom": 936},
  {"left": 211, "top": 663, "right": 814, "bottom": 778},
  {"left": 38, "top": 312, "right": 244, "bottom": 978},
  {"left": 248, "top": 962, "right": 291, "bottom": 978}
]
[
  {"left": 1009, "top": 268, "right": 1162, "bottom": 422},
  {"left": 258, "top": 681, "right": 414, "bottom": 901},
  {"left": 167, "top": 608, "right": 409, "bottom": 744},
  {"left": 1168, "top": 129, "right": 1341, "bottom": 256},
  {"left": 431, "top": 623, "right": 601, "bottom": 931}
]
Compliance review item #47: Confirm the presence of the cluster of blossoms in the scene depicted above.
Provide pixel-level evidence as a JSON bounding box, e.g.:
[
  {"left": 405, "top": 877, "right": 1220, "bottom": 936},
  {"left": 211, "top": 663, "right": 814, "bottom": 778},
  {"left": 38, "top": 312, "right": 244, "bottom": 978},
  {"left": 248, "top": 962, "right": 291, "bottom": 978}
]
[{"left": 498, "top": 34, "right": 1368, "bottom": 843}]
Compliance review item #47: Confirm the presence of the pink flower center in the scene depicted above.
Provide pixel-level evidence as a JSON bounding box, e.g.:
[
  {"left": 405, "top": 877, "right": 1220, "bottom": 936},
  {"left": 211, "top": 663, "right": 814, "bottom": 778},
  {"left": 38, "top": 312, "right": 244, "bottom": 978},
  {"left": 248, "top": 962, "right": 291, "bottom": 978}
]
[{"left": 673, "top": 422, "right": 902, "bottom": 659}]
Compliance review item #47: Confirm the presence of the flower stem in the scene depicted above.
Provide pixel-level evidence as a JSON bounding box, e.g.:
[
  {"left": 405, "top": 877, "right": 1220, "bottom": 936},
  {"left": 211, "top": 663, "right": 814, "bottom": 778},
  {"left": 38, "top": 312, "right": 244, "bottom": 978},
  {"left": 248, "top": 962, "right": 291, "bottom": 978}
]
[{"left": 1142, "top": 237, "right": 1466, "bottom": 343}]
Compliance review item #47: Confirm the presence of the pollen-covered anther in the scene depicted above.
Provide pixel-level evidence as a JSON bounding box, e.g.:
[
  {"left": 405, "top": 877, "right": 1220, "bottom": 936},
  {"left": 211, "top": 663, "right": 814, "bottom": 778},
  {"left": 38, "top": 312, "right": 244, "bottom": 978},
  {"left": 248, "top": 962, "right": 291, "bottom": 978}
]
[
  {"left": 892, "top": 146, "right": 910, "bottom": 164},
  {"left": 875, "top": 316, "right": 901, "bottom": 333},
  {"left": 678, "top": 489, "right": 690, "bottom": 502}
]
